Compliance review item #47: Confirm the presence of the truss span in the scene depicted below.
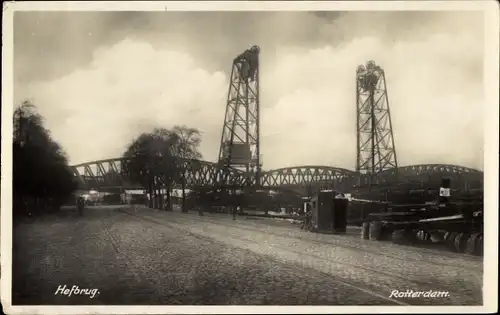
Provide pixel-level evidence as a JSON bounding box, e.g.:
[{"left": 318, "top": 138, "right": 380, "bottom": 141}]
[
  {"left": 71, "top": 158, "right": 482, "bottom": 192},
  {"left": 71, "top": 160, "right": 359, "bottom": 190},
  {"left": 372, "top": 164, "right": 482, "bottom": 184},
  {"left": 70, "top": 157, "right": 244, "bottom": 190},
  {"left": 260, "top": 166, "right": 357, "bottom": 189},
  {"left": 352, "top": 164, "right": 484, "bottom": 195}
]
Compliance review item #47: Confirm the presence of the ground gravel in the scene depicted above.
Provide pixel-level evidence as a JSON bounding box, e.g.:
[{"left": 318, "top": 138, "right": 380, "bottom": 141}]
[{"left": 12, "top": 206, "right": 482, "bottom": 305}]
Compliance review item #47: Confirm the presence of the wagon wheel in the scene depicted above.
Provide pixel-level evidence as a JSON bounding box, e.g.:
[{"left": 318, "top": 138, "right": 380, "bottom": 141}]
[
  {"left": 369, "top": 221, "right": 383, "bottom": 241},
  {"left": 381, "top": 225, "right": 394, "bottom": 241},
  {"left": 476, "top": 234, "right": 484, "bottom": 256},
  {"left": 424, "top": 231, "right": 432, "bottom": 242},
  {"left": 361, "top": 222, "right": 370, "bottom": 240},
  {"left": 416, "top": 230, "right": 425, "bottom": 243},
  {"left": 391, "top": 229, "right": 408, "bottom": 245},
  {"left": 403, "top": 229, "right": 417, "bottom": 244},
  {"left": 464, "top": 232, "right": 481, "bottom": 255},
  {"left": 454, "top": 233, "right": 470, "bottom": 253},
  {"left": 444, "top": 232, "right": 459, "bottom": 252},
  {"left": 392, "top": 229, "right": 418, "bottom": 245}
]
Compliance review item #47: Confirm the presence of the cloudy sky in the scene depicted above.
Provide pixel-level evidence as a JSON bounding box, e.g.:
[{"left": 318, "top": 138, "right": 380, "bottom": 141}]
[{"left": 14, "top": 10, "right": 484, "bottom": 170}]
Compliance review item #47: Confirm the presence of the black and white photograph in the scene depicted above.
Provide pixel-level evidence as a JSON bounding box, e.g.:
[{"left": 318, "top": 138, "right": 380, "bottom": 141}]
[{"left": 1, "top": 1, "right": 498, "bottom": 314}]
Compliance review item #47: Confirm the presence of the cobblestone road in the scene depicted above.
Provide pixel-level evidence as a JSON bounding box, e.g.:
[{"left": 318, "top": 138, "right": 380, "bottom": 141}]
[{"left": 12, "top": 206, "right": 483, "bottom": 305}]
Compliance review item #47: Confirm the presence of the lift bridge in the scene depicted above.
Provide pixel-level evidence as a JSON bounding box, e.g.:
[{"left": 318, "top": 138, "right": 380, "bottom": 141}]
[{"left": 70, "top": 46, "right": 483, "bottom": 195}]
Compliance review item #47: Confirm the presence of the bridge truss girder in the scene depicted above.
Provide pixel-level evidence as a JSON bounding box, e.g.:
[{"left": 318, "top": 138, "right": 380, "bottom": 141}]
[
  {"left": 71, "top": 158, "right": 244, "bottom": 191},
  {"left": 260, "top": 166, "right": 356, "bottom": 191},
  {"left": 71, "top": 158, "right": 483, "bottom": 195}
]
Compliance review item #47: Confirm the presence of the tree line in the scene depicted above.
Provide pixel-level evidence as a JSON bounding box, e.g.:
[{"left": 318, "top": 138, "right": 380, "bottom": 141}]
[
  {"left": 12, "top": 100, "right": 204, "bottom": 218},
  {"left": 13, "top": 101, "right": 78, "bottom": 218}
]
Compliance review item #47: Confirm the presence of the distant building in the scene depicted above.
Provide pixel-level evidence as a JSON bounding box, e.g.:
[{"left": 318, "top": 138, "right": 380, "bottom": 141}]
[{"left": 121, "top": 190, "right": 146, "bottom": 204}]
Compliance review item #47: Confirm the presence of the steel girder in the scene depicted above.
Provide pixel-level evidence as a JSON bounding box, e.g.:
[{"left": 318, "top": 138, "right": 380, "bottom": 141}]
[
  {"left": 356, "top": 164, "right": 483, "bottom": 193},
  {"left": 259, "top": 166, "right": 357, "bottom": 189},
  {"left": 71, "top": 158, "right": 125, "bottom": 190},
  {"left": 71, "top": 159, "right": 483, "bottom": 192},
  {"left": 71, "top": 158, "right": 244, "bottom": 190},
  {"left": 382, "top": 164, "right": 480, "bottom": 176},
  {"left": 373, "top": 164, "right": 482, "bottom": 183},
  {"left": 181, "top": 159, "right": 244, "bottom": 188},
  {"left": 351, "top": 164, "right": 483, "bottom": 202}
]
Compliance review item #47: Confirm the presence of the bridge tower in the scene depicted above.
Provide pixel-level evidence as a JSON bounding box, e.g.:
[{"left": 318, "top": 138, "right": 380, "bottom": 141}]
[
  {"left": 216, "top": 45, "right": 261, "bottom": 188},
  {"left": 355, "top": 61, "right": 398, "bottom": 174}
]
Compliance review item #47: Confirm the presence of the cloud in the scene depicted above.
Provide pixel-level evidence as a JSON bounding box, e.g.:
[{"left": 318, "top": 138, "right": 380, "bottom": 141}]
[
  {"left": 260, "top": 30, "right": 483, "bottom": 170},
  {"left": 24, "top": 39, "right": 227, "bottom": 164},
  {"left": 15, "top": 11, "right": 484, "bottom": 171}
]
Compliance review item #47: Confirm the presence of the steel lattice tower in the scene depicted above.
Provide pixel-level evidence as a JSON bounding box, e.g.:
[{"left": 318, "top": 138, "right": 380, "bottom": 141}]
[
  {"left": 216, "top": 45, "right": 261, "bottom": 188},
  {"left": 356, "top": 61, "right": 398, "bottom": 174}
]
